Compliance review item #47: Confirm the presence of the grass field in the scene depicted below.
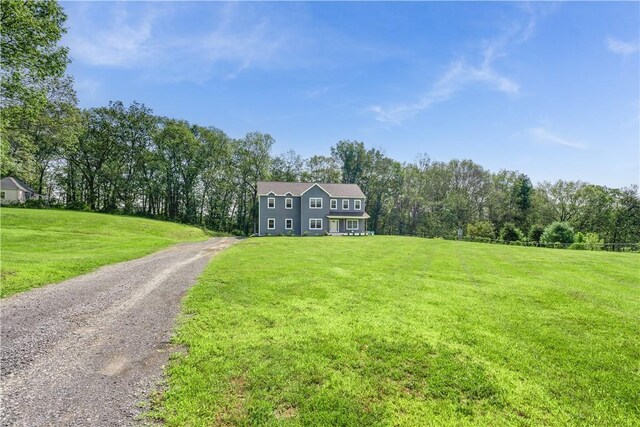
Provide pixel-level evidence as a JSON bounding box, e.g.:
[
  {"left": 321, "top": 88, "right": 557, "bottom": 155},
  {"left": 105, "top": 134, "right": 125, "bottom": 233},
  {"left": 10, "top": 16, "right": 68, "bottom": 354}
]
[
  {"left": 151, "top": 237, "right": 639, "bottom": 426},
  {"left": 0, "top": 208, "right": 212, "bottom": 297}
]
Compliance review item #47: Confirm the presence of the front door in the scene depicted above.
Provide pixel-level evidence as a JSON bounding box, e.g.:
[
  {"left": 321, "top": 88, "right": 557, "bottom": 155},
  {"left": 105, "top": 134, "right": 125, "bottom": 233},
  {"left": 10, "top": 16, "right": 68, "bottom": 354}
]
[{"left": 330, "top": 220, "right": 339, "bottom": 233}]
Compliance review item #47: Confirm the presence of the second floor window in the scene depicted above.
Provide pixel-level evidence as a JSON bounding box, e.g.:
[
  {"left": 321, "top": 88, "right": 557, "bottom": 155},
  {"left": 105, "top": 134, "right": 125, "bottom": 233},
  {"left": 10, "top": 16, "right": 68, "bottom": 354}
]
[
  {"left": 309, "top": 198, "right": 322, "bottom": 209},
  {"left": 330, "top": 199, "right": 337, "bottom": 210},
  {"left": 285, "top": 198, "right": 293, "bottom": 209},
  {"left": 354, "top": 200, "right": 362, "bottom": 210},
  {"left": 342, "top": 199, "right": 349, "bottom": 210},
  {"left": 267, "top": 197, "right": 275, "bottom": 208}
]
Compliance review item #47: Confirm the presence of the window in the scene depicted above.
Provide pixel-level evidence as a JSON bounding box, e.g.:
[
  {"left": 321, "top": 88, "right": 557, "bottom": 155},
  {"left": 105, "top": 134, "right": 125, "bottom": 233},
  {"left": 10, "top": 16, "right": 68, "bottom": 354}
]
[
  {"left": 309, "top": 218, "right": 323, "bottom": 230},
  {"left": 342, "top": 199, "right": 349, "bottom": 210},
  {"left": 354, "top": 199, "right": 362, "bottom": 210},
  {"left": 285, "top": 198, "right": 293, "bottom": 209},
  {"left": 285, "top": 218, "right": 293, "bottom": 230},
  {"left": 330, "top": 199, "right": 337, "bottom": 210},
  {"left": 309, "top": 198, "right": 322, "bottom": 209},
  {"left": 267, "top": 197, "right": 275, "bottom": 209},
  {"left": 346, "top": 219, "right": 359, "bottom": 230},
  {"left": 267, "top": 218, "right": 275, "bottom": 229},
  {"left": 0, "top": 192, "right": 4, "bottom": 200}
]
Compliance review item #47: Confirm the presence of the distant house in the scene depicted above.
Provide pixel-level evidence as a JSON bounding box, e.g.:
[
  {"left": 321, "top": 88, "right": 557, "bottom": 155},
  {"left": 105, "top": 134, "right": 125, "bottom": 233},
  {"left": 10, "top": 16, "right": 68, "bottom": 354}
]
[
  {"left": 0, "top": 177, "right": 41, "bottom": 203},
  {"left": 257, "top": 181, "right": 369, "bottom": 236}
]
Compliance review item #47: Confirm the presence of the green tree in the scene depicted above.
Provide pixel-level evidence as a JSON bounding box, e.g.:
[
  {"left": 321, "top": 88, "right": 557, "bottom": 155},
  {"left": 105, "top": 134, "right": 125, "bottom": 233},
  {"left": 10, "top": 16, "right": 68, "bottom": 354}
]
[
  {"left": 1, "top": 0, "right": 69, "bottom": 113},
  {"left": 302, "top": 155, "right": 341, "bottom": 183},
  {"left": 331, "top": 140, "right": 368, "bottom": 184},
  {"left": 271, "top": 150, "right": 303, "bottom": 182},
  {"left": 1, "top": 0, "right": 74, "bottom": 186}
]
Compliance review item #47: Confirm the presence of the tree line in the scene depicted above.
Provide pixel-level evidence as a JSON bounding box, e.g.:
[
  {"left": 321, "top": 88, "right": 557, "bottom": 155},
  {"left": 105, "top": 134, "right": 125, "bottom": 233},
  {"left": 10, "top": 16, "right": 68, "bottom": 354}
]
[{"left": 2, "top": 0, "right": 639, "bottom": 244}]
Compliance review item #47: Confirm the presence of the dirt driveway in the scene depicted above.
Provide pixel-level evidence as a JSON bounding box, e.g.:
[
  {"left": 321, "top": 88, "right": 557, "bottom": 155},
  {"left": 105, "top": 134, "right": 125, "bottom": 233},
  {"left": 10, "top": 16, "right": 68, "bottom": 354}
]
[{"left": 0, "top": 237, "right": 238, "bottom": 426}]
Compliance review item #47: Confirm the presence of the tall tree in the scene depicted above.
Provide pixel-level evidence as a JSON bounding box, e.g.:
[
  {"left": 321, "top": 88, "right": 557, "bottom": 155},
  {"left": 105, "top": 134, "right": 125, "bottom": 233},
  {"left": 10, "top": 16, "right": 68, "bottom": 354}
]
[
  {"left": 331, "top": 140, "right": 368, "bottom": 184},
  {"left": 271, "top": 150, "right": 304, "bottom": 182},
  {"left": 1, "top": 0, "right": 72, "bottom": 183}
]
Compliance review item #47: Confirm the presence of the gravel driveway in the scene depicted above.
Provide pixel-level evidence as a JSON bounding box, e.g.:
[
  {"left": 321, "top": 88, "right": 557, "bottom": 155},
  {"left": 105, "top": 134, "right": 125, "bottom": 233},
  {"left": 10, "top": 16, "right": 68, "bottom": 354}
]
[{"left": 0, "top": 237, "right": 238, "bottom": 426}]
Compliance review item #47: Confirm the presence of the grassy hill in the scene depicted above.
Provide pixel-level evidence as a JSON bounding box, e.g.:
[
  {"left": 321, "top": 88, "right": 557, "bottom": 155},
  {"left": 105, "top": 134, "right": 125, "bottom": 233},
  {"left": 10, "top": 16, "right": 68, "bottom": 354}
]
[
  {"left": 0, "top": 208, "right": 212, "bottom": 297},
  {"left": 151, "top": 237, "right": 639, "bottom": 426}
]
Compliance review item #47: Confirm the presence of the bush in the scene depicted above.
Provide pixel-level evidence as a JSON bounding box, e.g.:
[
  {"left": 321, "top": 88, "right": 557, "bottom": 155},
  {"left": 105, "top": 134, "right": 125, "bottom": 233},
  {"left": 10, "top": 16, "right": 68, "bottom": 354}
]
[
  {"left": 500, "top": 223, "right": 524, "bottom": 242},
  {"left": 528, "top": 224, "right": 545, "bottom": 243},
  {"left": 466, "top": 221, "right": 496, "bottom": 240},
  {"left": 553, "top": 242, "right": 564, "bottom": 249},
  {"left": 574, "top": 232, "right": 585, "bottom": 243},
  {"left": 569, "top": 242, "right": 587, "bottom": 250},
  {"left": 541, "top": 221, "right": 575, "bottom": 245},
  {"left": 584, "top": 232, "right": 604, "bottom": 251}
]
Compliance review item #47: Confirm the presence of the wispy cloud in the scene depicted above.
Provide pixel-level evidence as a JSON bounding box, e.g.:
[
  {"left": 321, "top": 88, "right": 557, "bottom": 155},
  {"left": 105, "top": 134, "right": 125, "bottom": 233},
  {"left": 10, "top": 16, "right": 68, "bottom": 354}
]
[
  {"left": 67, "top": 3, "right": 161, "bottom": 67},
  {"left": 65, "top": 3, "right": 293, "bottom": 82},
  {"left": 606, "top": 36, "right": 640, "bottom": 55},
  {"left": 369, "top": 5, "right": 552, "bottom": 124},
  {"left": 527, "top": 127, "right": 587, "bottom": 150}
]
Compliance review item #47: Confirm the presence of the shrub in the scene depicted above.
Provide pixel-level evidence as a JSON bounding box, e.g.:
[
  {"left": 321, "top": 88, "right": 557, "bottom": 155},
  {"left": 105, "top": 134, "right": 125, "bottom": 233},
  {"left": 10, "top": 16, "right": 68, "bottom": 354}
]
[
  {"left": 584, "top": 232, "right": 604, "bottom": 251},
  {"left": 466, "top": 221, "right": 496, "bottom": 240},
  {"left": 574, "top": 232, "right": 585, "bottom": 243},
  {"left": 569, "top": 243, "right": 587, "bottom": 250},
  {"left": 541, "top": 221, "right": 575, "bottom": 245},
  {"left": 553, "top": 242, "right": 564, "bottom": 249},
  {"left": 528, "top": 224, "right": 545, "bottom": 243},
  {"left": 500, "top": 223, "right": 524, "bottom": 242}
]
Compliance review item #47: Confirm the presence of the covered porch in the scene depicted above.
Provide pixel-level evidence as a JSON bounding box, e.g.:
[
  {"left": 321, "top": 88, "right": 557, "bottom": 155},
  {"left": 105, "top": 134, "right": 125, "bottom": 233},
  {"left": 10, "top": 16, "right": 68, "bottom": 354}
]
[{"left": 326, "top": 212, "right": 370, "bottom": 236}]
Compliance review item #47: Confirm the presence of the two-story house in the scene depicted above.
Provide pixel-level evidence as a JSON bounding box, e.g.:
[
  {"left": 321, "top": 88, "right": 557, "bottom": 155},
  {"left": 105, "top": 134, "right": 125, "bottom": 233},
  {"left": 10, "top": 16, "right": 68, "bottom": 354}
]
[{"left": 257, "top": 181, "right": 369, "bottom": 236}]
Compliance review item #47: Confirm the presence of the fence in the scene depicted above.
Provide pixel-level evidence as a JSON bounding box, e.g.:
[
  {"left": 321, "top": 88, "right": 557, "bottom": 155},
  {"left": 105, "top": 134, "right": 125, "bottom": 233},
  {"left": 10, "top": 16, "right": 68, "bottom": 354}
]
[{"left": 457, "top": 236, "right": 640, "bottom": 253}]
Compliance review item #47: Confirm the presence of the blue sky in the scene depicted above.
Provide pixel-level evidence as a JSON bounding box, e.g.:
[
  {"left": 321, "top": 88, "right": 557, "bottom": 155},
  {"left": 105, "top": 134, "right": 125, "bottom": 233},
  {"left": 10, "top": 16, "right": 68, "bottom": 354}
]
[{"left": 62, "top": 1, "right": 639, "bottom": 188}]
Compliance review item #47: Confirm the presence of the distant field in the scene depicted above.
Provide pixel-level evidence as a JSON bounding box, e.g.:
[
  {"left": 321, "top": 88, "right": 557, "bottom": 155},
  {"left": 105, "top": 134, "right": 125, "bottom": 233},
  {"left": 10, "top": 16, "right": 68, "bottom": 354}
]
[
  {"left": 151, "top": 237, "right": 639, "bottom": 426},
  {"left": 0, "top": 208, "right": 212, "bottom": 297}
]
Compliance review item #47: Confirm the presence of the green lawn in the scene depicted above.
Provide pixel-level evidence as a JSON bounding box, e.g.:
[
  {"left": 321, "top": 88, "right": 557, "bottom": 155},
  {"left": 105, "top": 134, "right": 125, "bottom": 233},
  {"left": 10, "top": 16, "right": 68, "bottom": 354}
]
[
  {"left": 0, "top": 208, "right": 212, "bottom": 297},
  {"left": 151, "top": 237, "right": 640, "bottom": 426}
]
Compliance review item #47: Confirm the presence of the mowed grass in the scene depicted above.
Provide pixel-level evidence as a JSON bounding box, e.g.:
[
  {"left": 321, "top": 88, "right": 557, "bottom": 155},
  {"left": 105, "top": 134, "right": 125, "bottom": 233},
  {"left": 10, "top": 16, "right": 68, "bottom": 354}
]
[
  {"left": 0, "top": 208, "right": 211, "bottom": 297},
  {"left": 152, "top": 237, "right": 640, "bottom": 426}
]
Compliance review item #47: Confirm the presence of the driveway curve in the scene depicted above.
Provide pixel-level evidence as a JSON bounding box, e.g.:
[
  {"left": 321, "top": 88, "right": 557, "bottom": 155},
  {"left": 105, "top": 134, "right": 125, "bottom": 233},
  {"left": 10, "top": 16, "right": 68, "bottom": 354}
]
[{"left": 1, "top": 237, "right": 238, "bottom": 426}]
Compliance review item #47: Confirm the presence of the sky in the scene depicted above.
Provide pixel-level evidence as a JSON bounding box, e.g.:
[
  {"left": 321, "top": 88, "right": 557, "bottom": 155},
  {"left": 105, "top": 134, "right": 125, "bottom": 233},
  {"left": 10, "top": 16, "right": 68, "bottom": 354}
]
[{"left": 61, "top": 1, "right": 639, "bottom": 188}]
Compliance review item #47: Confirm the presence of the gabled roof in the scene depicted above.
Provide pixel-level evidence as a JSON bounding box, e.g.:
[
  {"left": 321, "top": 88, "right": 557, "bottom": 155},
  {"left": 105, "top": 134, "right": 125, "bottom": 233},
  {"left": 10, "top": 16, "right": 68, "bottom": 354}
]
[
  {"left": 257, "top": 181, "right": 365, "bottom": 198},
  {"left": 0, "top": 177, "right": 36, "bottom": 193}
]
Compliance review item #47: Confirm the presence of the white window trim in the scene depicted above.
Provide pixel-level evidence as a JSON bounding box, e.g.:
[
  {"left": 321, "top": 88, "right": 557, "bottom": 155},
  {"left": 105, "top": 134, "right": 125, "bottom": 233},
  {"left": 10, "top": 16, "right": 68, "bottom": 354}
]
[
  {"left": 285, "top": 198, "right": 293, "bottom": 209},
  {"left": 342, "top": 199, "right": 349, "bottom": 210},
  {"left": 267, "top": 218, "right": 275, "bottom": 229},
  {"left": 330, "top": 199, "right": 337, "bottom": 210},
  {"left": 354, "top": 200, "right": 362, "bottom": 210},
  {"left": 309, "top": 218, "right": 323, "bottom": 230},
  {"left": 285, "top": 218, "right": 293, "bottom": 230},
  {"left": 267, "top": 197, "right": 275, "bottom": 209},
  {"left": 346, "top": 219, "right": 359, "bottom": 230},
  {"left": 309, "top": 197, "right": 323, "bottom": 209}
]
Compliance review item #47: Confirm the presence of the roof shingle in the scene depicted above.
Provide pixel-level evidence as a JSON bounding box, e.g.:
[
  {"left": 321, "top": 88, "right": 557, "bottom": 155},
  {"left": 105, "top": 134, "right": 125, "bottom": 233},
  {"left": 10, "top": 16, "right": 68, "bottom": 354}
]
[{"left": 257, "top": 181, "right": 365, "bottom": 198}]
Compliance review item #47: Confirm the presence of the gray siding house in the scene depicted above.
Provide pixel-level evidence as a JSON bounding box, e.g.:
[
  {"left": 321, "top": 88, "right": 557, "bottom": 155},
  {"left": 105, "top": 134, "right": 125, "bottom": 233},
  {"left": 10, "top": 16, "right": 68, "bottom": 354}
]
[
  {"left": 0, "top": 177, "right": 41, "bottom": 203},
  {"left": 257, "top": 181, "right": 369, "bottom": 236}
]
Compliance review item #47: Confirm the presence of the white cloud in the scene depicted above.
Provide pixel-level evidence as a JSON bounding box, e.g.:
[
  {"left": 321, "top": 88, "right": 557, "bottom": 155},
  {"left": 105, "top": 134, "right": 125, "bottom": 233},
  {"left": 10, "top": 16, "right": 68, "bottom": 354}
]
[
  {"left": 606, "top": 36, "right": 640, "bottom": 55},
  {"left": 67, "top": 4, "right": 160, "bottom": 67},
  {"left": 369, "top": 5, "right": 550, "bottom": 124},
  {"left": 527, "top": 127, "right": 587, "bottom": 150},
  {"left": 65, "top": 3, "right": 292, "bottom": 82}
]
